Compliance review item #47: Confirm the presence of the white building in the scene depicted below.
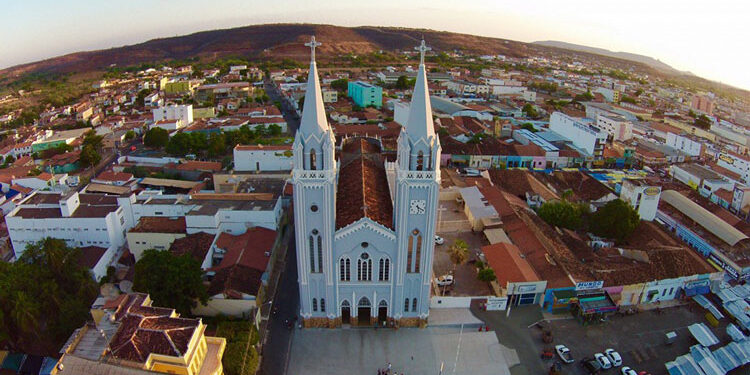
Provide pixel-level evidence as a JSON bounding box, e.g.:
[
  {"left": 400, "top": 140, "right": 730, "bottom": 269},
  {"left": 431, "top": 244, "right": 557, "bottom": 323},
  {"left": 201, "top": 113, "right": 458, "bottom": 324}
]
[
  {"left": 152, "top": 104, "right": 193, "bottom": 127},
  {"left": 5, "top": 191, "right": 134, "bottom": 261},
  {"left": 549, "top": 112, "right": 607, "bottom": 157},
  {"left": 233, "top": 144, "right": 293, "bottom": 172},
  {"left": 619, "top": 180, "right": 661, "bottom": 221},
  {"left": 322, "top": 89, "right": 338, "bottom": 103},
  {"left": 666, "top": 133, "right": 703, "bottom": 158},
  {"left": 595, "top": 114, "right": 632, "bottom": 141},
  {"left": 717, "top": 152, "right": 750, "bottom": 183},
  {"left": 593, "top": 87, "right": 619, "bottom": 103}
]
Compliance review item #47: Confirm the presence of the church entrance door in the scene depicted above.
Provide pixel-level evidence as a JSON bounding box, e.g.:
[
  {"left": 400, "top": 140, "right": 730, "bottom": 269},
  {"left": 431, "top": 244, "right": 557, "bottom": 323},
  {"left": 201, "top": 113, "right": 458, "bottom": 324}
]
[
  {"left": 341, "top": 301, "right": 351, "bottom": 325},
  {"left": 357, "top": 297, "right": 372, "bottom": 326},
  {"left": 378, "top": 300, "right": 388, "bottom": 326}
]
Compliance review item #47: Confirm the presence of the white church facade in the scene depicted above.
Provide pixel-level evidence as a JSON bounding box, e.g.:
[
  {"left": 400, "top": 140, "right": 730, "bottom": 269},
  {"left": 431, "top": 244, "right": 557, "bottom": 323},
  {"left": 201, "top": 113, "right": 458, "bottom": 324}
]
[{"left": 293, "top": 37, "right": 441, "bottom": 327}]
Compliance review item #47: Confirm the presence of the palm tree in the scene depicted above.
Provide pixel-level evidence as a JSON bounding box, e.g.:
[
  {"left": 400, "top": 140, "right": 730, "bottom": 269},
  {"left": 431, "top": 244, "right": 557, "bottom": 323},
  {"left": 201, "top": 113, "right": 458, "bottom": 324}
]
[
  {"left": 449, "top": 239, "right": 469, "bottom": 272},
  {"left": 12, "top": 291, "right": 40, "bottom": 337}
]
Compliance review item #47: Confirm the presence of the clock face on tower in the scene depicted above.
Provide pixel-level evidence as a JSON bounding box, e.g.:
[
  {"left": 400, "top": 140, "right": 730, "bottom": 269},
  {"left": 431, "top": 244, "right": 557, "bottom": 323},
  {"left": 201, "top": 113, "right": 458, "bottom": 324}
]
[{"left": 409, "top": 199, "right": 426, "bottom": 215}]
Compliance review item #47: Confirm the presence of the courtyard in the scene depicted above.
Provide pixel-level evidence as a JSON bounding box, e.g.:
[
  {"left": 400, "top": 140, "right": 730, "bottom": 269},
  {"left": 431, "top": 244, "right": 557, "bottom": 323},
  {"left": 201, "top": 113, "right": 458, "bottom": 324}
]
[{"left": 287, "top": 325, "right": 515, "bottom": 375}]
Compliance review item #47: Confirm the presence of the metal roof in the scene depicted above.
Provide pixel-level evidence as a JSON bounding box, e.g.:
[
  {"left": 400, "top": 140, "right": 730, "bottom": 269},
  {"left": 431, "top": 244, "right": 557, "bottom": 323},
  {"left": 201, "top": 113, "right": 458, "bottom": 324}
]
[
  {"left": 661, "top": 190, "right": 750, "bottom": 246},
  {"left": 687, "top": 323, "right": 720, "bottom": 347},
  {"left": 429, "top": 96, "right": 469, "bottom": 115}
]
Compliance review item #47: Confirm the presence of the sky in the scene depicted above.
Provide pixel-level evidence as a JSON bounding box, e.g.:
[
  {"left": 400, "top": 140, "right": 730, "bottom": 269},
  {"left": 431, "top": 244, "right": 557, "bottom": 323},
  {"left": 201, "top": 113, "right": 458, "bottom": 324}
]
[{"left": 2, "top": 0, "right": 749, "bottom": 90}]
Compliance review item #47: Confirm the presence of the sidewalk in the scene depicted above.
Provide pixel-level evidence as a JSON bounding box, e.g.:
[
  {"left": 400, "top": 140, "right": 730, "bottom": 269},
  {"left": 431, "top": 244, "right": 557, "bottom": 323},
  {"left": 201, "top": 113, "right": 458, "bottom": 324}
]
[{"left": 428, "top": 308, "right": 483, "bottom": 327}]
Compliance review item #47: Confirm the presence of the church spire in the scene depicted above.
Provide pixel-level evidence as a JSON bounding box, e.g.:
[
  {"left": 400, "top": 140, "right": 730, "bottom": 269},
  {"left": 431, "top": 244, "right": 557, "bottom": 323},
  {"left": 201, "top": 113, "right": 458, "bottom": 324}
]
[
  {"left": 299, "top": 36, "right": 329, "bottom": 136},
  {"left": 405, "top": 39, "right": 435, "bottom": 142}
]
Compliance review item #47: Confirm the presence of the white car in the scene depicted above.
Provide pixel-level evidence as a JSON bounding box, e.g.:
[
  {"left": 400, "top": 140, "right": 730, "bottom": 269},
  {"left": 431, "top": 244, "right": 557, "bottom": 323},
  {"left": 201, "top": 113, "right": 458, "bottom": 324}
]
[
  {"left": 621, "top": 366, "right": 637, "bottom": 375},
  {"left": 435, "top": 275, "right": 454, "bottom": 286},
  {"left": 434, "top": 235, "right": 445, "bottom": 245},
  {"left": 605, "top": 348, "right": 622, "bottom": 367},
  {"left": 594, "top": 353, "right": 612, "bottom": 369},
  {"left": 554, "top": 345, "right": 574, "bottom": 364}
]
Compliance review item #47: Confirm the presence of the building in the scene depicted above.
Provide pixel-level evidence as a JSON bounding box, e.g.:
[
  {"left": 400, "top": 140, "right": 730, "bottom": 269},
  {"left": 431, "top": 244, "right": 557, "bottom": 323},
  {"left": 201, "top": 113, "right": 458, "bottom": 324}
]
[
  {"left": 153, "top": 104, "right": 193, "bottom": 128},
  {"left": 691, "top": 94, "right": 714, "bottom": 116},
  {"left": 56, "top": 293, "right": 225, "bottom": 375},
  {"left": 233, "top": 144, "right": 293, "bottom": 172},
  {"left": 717, "top": 151, "right": 750, "bottom": 184},
  {"left": 322, "top": 89, "right": 338, "bottom": 103},
  {"left": 619, "top": 179, "right": 661, "bottom": 221},
  {"left": 347, "top": 81, "right": 383, "bottom": 109},
  {"left": 195, "top": 82, "right": 251, "bottom": 102},
  {"left": 31, "top": 128, "right": 89, "bottom": 153},
  {"left": 593, "top": 87, "right": 620, "bottom": 103},
  {"left": 666, "top": 133, "right": 703, "bottom": 158},
  {"left": 293, "top": 39, "right": 440, "bottom": 327},
  {"left": 549, "top": 112, "right": 607, "bottom": 157},
  {"left": 595, "top": 114, "right": 632, "bottom": 141},
  {"left": 126, "top": 216, "right": 187, "bottom": 260},
  {"left": 5, "top": 191, "right": 133, "bottom": 259}
]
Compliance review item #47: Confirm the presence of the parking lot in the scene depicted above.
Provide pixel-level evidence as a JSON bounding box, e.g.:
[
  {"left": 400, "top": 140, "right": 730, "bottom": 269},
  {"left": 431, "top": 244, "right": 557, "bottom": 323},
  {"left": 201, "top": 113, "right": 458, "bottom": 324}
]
[
  {"left": 433, "top": 230, "right": 493, "bottom": 297},
  {"left": 528, "top": 303, "right": 731, "bottom": 375}
]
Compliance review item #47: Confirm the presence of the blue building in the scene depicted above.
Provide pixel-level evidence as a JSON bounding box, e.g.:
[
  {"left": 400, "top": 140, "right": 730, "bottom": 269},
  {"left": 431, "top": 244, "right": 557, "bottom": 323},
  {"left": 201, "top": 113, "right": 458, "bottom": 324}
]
[{"left": 348, "top": 81, "right": 383, "bottom": 109}]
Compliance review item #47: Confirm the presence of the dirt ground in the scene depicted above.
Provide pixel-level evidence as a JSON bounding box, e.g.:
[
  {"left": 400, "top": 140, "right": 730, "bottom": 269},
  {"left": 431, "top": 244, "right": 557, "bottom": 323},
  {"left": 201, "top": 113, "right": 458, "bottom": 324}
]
[{"left": 433, "top": 230, "right": 493, "bottom": 296}]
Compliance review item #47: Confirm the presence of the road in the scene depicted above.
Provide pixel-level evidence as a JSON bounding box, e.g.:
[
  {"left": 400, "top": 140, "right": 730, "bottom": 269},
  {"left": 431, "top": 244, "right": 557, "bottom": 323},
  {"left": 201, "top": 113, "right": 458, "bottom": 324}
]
[
  {"left": 259, "top": 227, "right": 299, "bottom": 375},
  {"left": 264, "top": 80, "right": 301, "bottom": 134}
]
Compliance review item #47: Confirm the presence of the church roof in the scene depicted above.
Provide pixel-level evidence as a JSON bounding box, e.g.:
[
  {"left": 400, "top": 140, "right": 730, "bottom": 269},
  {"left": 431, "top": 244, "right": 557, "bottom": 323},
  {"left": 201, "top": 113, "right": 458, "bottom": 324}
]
[{"left": 336, "top": 138, "right": 393, "bottom": 230}]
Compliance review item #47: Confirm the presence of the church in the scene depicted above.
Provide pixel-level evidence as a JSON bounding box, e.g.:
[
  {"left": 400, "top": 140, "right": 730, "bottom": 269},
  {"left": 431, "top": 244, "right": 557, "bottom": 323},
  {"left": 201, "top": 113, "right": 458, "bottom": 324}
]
[{"left": 292, "top": 37, "right": 441, "bottom": 328}]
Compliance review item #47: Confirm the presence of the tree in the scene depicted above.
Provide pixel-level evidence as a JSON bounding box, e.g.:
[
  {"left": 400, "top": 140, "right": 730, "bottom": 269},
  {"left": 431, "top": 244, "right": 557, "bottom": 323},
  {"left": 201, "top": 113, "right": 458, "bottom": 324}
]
[
  {"left": 124, "top": 130, "right": 136, "bottom": 141},
  {"left": 207, "top": 132, "right": 227, "bottom": 158},
  {"left": 589, "top": 199, "right": 640, "bottom": 244},
  {"left": 267, "top": 124, "right": 282, "bottom": 137},
  {"left": 574, "top": 91, "right": 594, "bottom": 102},
  {"left": 331, "top": 78, "right": 348, "bottom": 92},
  {"left": 395, "top": 75, "right": 413, "bottom": 90},
  {"left": 477, "top": 268, "right": 496, "bottom": 282},
  {"left": 144, "top": 127, "right": 169, "bottom": 148},
  {"left": 79, "top": 144, "right": 101, "bottom": 167},
  {"left": 537, "top": 200, "right": 587, "bottom": 230},
  {"left": 4, "top": 155, "right": 15, "bottom": 164},
  {"left": 449, "top": 239, "right": 469, "bottom": 271},
  {"left": 82, "top": 130, "right": 103, "bottom": 149},
  {"left": 522, "top": 103, "right": 539, "bottom": 118},
  {"left": 0, "top": 238, "right": 98, "bottom": 353},
  {"left": 521, "top": 123, "right": 537, "bottom": 132},
  {"left": 694, "top": 114, "right": 712, "bottom": 130},
  {"left": 133, "top": 250, "right": 208, "bottom": 316}
]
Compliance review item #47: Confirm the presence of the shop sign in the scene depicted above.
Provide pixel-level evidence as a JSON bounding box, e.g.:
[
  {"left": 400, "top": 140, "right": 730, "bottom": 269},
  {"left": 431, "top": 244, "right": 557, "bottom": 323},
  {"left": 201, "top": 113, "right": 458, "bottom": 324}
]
[
  {"left": 575, "top": 280, "right": 604, "bottom": 291},
  {"left": 485, "top": 297, "right": 508, "bottom": 311}
]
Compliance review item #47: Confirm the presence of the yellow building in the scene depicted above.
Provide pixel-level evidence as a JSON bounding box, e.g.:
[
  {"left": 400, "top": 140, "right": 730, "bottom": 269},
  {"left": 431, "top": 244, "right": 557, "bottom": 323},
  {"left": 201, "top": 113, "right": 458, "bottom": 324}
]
[
  {"left": 56, "top": 293, "right": 225, "bottom": 375},
  {"left": 126, "top": 216, "right": 187, "bottom": 261}
]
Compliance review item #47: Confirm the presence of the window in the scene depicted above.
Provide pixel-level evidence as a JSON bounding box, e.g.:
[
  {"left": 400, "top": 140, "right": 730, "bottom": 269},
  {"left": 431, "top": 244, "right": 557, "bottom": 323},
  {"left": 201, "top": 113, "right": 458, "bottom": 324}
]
[
  {"left": 320, "top": 298, "right": 326, "bottom": 312},
  {"left": 340, "top": 258, "right": 349, "bottom": 281},
  {"left": 312, "top": 298, "right": 318, "bottom": 312},
  {"left": 408, "top": 229, "right": 421, "bottom": 273},
  {"left": 317, "top": 235, "right": 323, "bottom": 273},
  {"left": 416, "top": 151, "right": 424, "bottom": 171},
  {"left": 412, "top": 298, "right": 418, "bottom": 312},
  {"left": 309, "top": 235, "right": 315, "bottom": 272},
  {"left": 309, "top": 149, "right": 317, "bottom": 170},
  {"left": 415, "top": 234, "right": 422, "bottom": 273},
  {"left": 379, "top": 258, "right": 390, "bottom": 281},
  {"left": 404, "top": 298, "right": 410, "bottom": 312},
  {"left": 357, "top": 256, "right": 372, "bottom": 281}
]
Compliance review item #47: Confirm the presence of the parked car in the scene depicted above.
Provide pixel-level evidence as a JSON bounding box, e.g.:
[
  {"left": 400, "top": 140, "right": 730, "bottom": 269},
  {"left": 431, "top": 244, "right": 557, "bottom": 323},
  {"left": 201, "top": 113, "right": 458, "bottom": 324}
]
[
  {"left": 621, "top": 367, "right": 637, "bottom": 375},
  {"left": 555, "top": 345, "right": 574, "bottom": 364},
  {"left": 434, "top": 274, "right": 454, "bottom": 286},
  {"left": 605, "top": 349, "right": 622, "bottom": 367},
  {"left": 459, "top": 167, "right": 481, "bottom": 177},
  {"left": 580, "top": 358, "right": 602, "bottom": 374},
  {"left": 434, "top": 235, "right": 445, "bottom": 245},
  {"left": 594, "top": 353, "right": 612, "bottom": 369}
]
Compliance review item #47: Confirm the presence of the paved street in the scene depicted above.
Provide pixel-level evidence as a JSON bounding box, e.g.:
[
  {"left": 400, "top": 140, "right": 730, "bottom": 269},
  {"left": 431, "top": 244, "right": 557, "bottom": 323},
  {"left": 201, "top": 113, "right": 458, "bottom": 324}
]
[
  {"left": 264, "top": 80, "right": 300, "bottom": 134},
  {"left": 258, "top": 229, "right": 299, "bottom": 375},
  {"left": 288, "top": 326, "right": 513, "bottom": 375}
]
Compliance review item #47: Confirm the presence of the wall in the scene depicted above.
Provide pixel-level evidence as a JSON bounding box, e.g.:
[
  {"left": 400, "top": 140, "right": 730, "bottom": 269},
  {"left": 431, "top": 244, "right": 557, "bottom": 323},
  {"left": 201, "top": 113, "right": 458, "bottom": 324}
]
[
  {"left": 429, "top": 296, "right": 477, "bottom": 309},
  {"left": 233, "top": 148, "right": 293, "bottom": 172},
  {"left": 127, "top": 232, "right": 186, "bottom": 261},
  {"left": 192, "top": 298, "right": 256, "bottom": 318}
]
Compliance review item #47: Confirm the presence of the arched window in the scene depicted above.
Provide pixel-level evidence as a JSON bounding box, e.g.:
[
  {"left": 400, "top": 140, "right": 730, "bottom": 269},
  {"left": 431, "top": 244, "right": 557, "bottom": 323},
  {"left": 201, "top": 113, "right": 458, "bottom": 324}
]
[
  {"left": 416, "top": 151, "right": 424, "bottom": 171},
  {"left": 408, "top": 229, "right": 421, "bottom": 273},
  {"left": 379, "top": 258, "right": 390, "bottom": 281},
  {"left": 404, "top": 298, "right": 410, "bottom": 312},
  {"left": 412, "top": 298, "right": 418, "bottom": 312},
  {"left": 309, "top": 149, "right": 317, "bottom": 170},
  {"left": 308, "top": 234, "right": 315, "bottom": 272},
  {"left": 312, "top": 298, "right": 318, "bottom": 312},
  {"left": 320, "top": 298, "right": 326, "bottom": 312},
  {"left": 339, "top": 258, "right": 351, "bottom": 281},
  {"left": 317, "top": 235, "right": 323, "bottom": 273},
  {"left": 357, "top": 255, "right": 372, "bottom": 281}
]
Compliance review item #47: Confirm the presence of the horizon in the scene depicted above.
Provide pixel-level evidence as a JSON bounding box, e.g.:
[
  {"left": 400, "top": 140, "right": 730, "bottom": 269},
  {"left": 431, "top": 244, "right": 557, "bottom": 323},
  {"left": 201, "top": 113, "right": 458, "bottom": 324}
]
[{"left": 2, "top": 1, "right": 749, "bottom": 91}]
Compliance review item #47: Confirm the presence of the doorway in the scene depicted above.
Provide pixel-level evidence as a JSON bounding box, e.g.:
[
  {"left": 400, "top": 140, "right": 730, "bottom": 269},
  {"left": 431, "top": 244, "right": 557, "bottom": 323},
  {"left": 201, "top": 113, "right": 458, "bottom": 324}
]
[
  {"left": 357, "top": 297, "right": 371, "bottom": 326},
  {"left": 378, "top": 300, "right": 388, "bottom": 326},
  {"left": 341, "top": 300, "right": 351, "bottom": 325}
]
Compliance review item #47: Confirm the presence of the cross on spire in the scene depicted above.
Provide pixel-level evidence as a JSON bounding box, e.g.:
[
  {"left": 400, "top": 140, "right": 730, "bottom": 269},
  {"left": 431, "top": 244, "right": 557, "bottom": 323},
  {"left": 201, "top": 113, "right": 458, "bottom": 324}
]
[
  {"left": 305, "top": 36, "right": 322, "bottom": 62},
  {"left": 415, "top": 39, "right": 431, "bottom": 65}
]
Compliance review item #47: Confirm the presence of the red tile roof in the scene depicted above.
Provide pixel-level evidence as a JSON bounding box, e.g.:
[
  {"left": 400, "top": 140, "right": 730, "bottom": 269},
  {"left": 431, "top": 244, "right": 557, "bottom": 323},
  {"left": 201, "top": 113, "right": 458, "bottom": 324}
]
[
  {"left": 107, "top": 293, "right": 200, "bottom": 363},
  {"left": 481, "top": 243, "right": 540, "bottom": 286},
  {"left": 336, "top": 139, "right": 393, "bottom": 229},
  {"left": 209, "top": 228, "right": 276, "bottom": 297},
  {"left": 94, "top": 171, "right": 133, "bottom": 182},
  {"left": 169, "top": 232, "right": 215, "bottom": 262},
  {"left": 130, "top": 217, "right": 186, "bottom": 234},
  {"left": 77, "top": 246, "right": 107, "bottom": 269},
  {"left": 171, "top": 161, "right": 222, "bottom": 172}
]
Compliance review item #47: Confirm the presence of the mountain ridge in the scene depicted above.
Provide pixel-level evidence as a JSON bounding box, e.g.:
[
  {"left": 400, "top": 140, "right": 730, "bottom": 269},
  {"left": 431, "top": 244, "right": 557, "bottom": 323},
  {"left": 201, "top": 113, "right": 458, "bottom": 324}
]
[{"left": 533, "top": 40, "right": 685, "bottom": 74}]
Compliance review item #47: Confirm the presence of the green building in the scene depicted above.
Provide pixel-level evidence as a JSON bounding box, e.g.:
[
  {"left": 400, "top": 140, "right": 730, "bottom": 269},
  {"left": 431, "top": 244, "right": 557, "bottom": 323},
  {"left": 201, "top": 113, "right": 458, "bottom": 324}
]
[{"left": 347, "top": 81, "right": 382, "bottom": 108}]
